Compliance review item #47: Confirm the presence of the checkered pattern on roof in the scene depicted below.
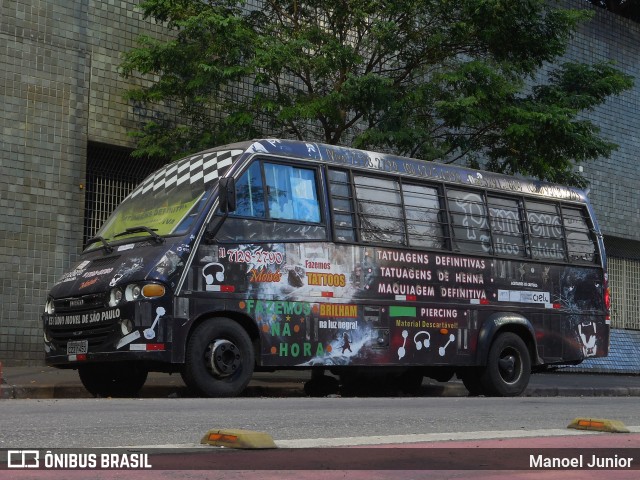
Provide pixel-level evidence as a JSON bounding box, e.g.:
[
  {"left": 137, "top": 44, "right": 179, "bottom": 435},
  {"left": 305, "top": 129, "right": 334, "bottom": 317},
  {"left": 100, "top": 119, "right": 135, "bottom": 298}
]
[{"left": 129, "top": 149, "right": 244, "bottom": 198}]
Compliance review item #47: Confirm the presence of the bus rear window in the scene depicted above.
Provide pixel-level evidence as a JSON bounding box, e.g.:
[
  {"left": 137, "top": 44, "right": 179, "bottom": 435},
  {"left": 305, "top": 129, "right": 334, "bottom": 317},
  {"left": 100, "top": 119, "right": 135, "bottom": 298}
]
[
  {"left": 354, "top": 175, "right": 404, "bottom": 245},
  {"left": 326, "top": 166, "right": 599, "bottom": 265},
  {"left": 403, "top": 183, "right": 445, "bottom": 249},
  {"left": 446, "top": 189, "right": 491, "bottom": 255},
  {"left": 526, "top": 201, "right": 565, "bottom": 261},
  {"left": 488, "top": 196, "right": 526, "bottom": 258},
  {"left": 328, "top": 170, "right": 357, "bottom": 242},
  {"left": 563, "top": 207, "right": 596, "bottom": 263}
]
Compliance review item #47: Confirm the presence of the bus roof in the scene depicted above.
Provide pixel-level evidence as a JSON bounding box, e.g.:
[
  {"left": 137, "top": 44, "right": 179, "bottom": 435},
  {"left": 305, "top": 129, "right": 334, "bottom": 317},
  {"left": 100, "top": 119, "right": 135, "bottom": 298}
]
[{"left": 161, "top": 138, "right": 589, "bottom": 204}]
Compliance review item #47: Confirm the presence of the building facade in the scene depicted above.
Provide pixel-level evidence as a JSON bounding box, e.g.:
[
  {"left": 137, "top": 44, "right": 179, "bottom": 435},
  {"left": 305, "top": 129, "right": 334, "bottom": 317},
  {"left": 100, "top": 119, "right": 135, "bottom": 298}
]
[{"left": 1, "top": 0, "right": 639, "bottom": 367}]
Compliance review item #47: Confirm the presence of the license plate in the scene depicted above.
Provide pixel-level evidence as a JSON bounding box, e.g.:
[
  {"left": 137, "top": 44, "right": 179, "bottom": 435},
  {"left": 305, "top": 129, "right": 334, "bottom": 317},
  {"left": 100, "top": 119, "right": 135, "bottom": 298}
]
[{"left": 67, "top": 340, "right": 88, "bottom": 355}]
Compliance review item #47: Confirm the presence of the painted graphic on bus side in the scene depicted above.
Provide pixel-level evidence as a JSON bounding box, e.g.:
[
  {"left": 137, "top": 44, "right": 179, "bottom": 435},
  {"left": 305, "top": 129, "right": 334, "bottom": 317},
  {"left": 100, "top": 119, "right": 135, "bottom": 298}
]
[{"left": 191, "top": 241, "right": 604, "bottom": 368}]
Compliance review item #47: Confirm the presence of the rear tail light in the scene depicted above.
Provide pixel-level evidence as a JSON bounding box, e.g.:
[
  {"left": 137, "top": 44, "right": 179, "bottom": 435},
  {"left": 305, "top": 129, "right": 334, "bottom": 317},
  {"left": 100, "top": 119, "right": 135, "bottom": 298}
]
[{"left": 604, "top": 273, "right": 611, "bottom": 318}]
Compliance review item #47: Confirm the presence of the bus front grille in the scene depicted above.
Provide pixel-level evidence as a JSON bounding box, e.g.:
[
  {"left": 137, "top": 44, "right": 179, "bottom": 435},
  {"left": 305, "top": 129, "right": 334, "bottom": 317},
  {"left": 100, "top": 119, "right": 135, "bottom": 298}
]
[
  {"left": 48, "top": 322, "right": 119, "bottom": 350},
  {"left": 53, "top": 293, "right": 107, "bottom": 313}
]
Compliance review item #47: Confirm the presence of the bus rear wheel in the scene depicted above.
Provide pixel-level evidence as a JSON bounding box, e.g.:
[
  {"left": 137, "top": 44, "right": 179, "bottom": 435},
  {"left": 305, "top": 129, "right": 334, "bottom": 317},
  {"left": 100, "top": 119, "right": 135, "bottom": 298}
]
[
  {"left": 78, "top": 363, "right": 148, "bottom": 397},
  {"left": 338, "top": 368, "right": 423, "bottom": 395},
  {"left": 480, "top": 332, "right": 531, "bottom": 397},
  {"left": 182, "top": 318, "right": 254, "bottom": 397}
]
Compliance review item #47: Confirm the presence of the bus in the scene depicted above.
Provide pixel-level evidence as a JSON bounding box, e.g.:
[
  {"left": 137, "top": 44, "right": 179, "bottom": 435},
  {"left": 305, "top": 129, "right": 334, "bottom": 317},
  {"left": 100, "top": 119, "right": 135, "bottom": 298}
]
[{"left": 42, "top": 139, "right": 610, "bottom": 397}]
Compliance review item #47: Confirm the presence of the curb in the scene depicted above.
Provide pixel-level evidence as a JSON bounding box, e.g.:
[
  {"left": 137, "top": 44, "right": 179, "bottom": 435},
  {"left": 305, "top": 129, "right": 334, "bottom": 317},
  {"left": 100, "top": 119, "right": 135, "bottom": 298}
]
[
  {"left": 2, "top": 369, "right": 640, "bottom": 399},
  {"left": 0, "top": 384, "right": 308, "bottom": 400},
  {"left": 3, "top": 382, "right": 640, "bottom": 399},
  {"left": 524, "top": 386, "right": 640, "bottom": 397}
]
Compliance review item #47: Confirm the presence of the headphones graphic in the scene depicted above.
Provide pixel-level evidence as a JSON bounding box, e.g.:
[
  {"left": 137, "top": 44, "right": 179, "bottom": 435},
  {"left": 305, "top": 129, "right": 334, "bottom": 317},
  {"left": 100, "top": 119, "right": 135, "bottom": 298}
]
[
  {"left": 398, "top": 330, "right": 432, "bottom": 360},
  {"left": 203, "top": 262, "right": 225, "bottom": 285},
  {"left": 413, "top": 331, "right": 430, "bottom": 350}
]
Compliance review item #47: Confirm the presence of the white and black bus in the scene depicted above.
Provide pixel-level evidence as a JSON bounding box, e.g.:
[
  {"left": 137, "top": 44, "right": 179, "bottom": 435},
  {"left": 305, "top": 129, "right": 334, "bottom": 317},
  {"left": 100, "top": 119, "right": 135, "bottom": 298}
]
[{"left": 43, "top": 139, "right": 610, "bottom": 397}]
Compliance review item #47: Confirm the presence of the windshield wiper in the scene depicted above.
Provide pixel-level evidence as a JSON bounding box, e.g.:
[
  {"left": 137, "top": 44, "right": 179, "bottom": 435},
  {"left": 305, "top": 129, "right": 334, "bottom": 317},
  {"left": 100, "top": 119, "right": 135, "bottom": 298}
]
[
  {"left": 113, "top": 226, "right": 164, "bottom": 244},
  {"left": 85, "top": 235, "right": 114, "bottom": 253}
]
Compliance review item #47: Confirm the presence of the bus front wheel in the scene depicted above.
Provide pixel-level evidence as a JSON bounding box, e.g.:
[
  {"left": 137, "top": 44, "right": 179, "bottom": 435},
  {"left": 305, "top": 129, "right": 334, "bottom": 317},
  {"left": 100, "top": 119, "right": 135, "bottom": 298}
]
[
  {"left": 480, "top": 332, "right": 531, "bottom": 397},
  {"left": 78, "top": 363, "right": 148, "bottom": 397},
  {"left": 458, "top": 368, "right": 484, "bottom": 396},
  {"left": 182, "top": 318, "right": 254, "bottom": 397}
]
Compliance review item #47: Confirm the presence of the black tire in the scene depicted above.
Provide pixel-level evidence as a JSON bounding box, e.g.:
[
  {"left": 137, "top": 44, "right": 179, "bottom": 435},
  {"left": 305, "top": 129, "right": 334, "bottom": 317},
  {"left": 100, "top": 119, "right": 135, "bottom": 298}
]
[
  {"left": 304, "top": 375, "right": 340, "bottom": 397},
  {"left": 394, "top": 368, "right": 424, "bottom": 394},
  {"left": 182, "top": 318, "right": 254, "bottom": 397},
  {"left": 458, "top": 368, "right": 484, "bottom": 396},
  {"left": 480, "top": 332, "right": 531, "bottom": 397},
  {"left": 427, "top": 368, "right": 455, "bottom": 383},
  {"left": 78, "top": 363, "right": 148, "bottom": 397},
  {"left": 339, "top": 368, "right": 422, "bottom": 396}
]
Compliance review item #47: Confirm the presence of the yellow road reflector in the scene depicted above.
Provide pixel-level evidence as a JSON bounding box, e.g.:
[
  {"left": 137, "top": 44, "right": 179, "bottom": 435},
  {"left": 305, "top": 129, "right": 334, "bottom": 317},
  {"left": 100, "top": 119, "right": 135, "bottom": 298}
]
[
  {"left": 200, "top": 429, "right": 277, "bottom": 449},
  {"left": 567, "top": 418, "right": 630, "bottom": 433}
]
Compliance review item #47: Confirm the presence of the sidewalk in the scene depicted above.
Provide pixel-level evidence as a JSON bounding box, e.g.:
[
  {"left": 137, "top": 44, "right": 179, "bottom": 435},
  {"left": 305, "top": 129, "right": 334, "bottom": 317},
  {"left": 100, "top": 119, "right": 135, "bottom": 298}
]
[
  {"left": 0, "top": 365, "right": 309, "bottom": 399},
  {"left": 1, "top": 364, "right": 640, "bottom": 399}
]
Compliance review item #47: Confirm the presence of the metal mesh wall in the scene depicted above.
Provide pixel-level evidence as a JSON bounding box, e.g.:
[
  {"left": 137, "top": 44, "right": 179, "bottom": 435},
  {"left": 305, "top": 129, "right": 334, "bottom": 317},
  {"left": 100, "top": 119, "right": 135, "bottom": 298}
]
[
  {"left": 608, "top": 256, "right": 640, "bottom": 330},
  {"left": 83, "top": 143, "right": 167, "bottom": 245}
]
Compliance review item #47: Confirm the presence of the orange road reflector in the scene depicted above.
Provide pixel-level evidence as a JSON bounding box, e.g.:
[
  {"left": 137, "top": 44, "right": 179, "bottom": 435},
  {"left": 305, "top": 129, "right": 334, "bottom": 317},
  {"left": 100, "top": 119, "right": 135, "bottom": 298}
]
[
  {"left": 567, "top": 418, "right": 630, "bottom": 433},
  {"left": 200, "top": 429, "right": 277, "bottom": 449}
]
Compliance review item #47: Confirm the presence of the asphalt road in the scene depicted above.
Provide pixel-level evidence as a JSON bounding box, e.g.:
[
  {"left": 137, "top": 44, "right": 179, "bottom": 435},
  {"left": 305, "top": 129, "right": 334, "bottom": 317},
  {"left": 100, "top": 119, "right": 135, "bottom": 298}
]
[
  {"left": 1, "top": 397, "right": 639, "bottom": 480},
  {"left": 1, "top": 396, "right": 639, "bottom": 449},
  {"left": 2, "top": 370, "right": 640, "bottom": 479}
]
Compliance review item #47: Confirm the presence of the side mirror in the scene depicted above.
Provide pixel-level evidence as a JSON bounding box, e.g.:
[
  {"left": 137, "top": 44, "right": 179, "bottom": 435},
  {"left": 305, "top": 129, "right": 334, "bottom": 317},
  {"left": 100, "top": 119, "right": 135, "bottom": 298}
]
[{"left": 219, "top": 177, "right": 236, "bottom": 213}]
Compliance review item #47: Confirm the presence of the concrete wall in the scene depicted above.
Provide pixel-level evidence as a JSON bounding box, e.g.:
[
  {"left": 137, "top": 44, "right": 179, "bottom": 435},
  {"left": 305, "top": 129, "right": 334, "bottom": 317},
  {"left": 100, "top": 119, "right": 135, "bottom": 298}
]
[
  {"left": 0, "top": 0, "right": 163, "bottom": 365},
  {"left": 565, "top": 2, "right": 640, "bottom": 241},
  {"left": 0, "top": 0, "right": 639, "bottom": 365},
  {"left": 1, "top": 1, "right": 89, "bottom": 364}
]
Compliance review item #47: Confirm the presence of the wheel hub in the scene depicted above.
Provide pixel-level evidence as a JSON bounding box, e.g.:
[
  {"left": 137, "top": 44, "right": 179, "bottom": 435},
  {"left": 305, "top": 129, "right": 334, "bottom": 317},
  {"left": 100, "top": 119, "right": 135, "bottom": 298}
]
[
  {"left": 208, "top": 339, "right": 241, "bottom": 377},
  {"left": 498, "top": 353, "right": 519, "bottom": 383}
]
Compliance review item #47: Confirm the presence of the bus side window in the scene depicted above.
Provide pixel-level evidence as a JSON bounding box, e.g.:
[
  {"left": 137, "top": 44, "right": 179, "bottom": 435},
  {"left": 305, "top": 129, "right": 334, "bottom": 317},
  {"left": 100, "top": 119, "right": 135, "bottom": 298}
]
[
  {"left": 446, "top": 189, "right": 492, "bottom": 255},
  {"left": 264, "top": 163, "right": 321, "bottom": 223},
  {"left": 563, "top": 207, "right": 596, "bottom": 263},
  {"left": 328, "top": 169, "right": 357, "bottom": 242},
  {"left": 234, "top": 162, "right": 266, "bottom": 218},
  {"left": 403, "top": 183, "right": 446, "bottom": 249},
  {"left": 488, "top": 196, "right": 527, "bottom": 257},
  {"left": 526, "top": 201, "right": 566, "bottom": 261},
  {"left": 354, "top": 175, "right": 404, "bottom": 245}
]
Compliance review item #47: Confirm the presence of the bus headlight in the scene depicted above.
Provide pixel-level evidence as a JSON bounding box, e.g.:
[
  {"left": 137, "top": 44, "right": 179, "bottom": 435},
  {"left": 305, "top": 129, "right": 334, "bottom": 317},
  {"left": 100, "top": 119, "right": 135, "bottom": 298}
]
[
  {"left": 119, "top": 318, "right": 134, "bottom": 335},
  {"left": 109, "top": 287, "right": 123, "bottom": 307},
  {"left": 44, "top": 297, "right": 55, "bottom": 314},
  {"left": 125, "top": 284, "right": 142, "bottom": 302},
  {"left": 109, "top": 283, "right": 166, "bottom": 307}
]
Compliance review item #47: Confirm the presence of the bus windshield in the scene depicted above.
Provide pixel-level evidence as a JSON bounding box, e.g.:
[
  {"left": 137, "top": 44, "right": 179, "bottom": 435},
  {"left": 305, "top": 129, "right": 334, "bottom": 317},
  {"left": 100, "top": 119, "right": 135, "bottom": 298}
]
[{"left": 87, "top": 182, "right": 211, "bottom": 249}]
